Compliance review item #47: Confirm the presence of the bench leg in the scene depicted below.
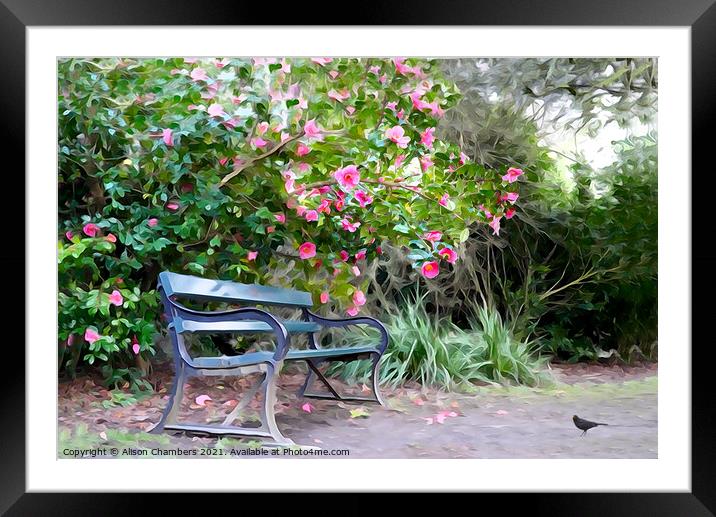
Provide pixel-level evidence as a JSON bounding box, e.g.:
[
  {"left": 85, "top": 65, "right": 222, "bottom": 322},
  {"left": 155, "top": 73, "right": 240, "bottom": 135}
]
[
  {"left": 149, "top": 361, "right": 187, "bottom": 434},
  {"left": 299, "top": 353, "right": 385, "bottom": 406},
  {"left": 261, "top": 362, "right": 293, "bottom": 445},
  {"left": 153, "top": 361, "right": 293, "bottom": 446},
  {"left": 369, "top": 353, "right": 386, "bottom": 406}
]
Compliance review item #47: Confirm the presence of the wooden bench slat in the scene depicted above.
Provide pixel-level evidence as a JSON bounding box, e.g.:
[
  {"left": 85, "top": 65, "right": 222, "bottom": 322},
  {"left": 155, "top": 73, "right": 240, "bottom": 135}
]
[
  {"left": 174, "top": 318, "right": 321, "bottom": 335},
  {"left": 159, "top": 271, "right": 313, "bottom": 307},
  {"left": 285, "top": 346, "right": 379, "bottom": 361}
]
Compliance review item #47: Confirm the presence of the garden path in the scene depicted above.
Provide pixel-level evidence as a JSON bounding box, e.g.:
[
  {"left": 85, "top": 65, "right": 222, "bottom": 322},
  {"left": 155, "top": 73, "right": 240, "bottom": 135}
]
[{"left": 59, "top": 362, "right": 657, "bottom": 459}]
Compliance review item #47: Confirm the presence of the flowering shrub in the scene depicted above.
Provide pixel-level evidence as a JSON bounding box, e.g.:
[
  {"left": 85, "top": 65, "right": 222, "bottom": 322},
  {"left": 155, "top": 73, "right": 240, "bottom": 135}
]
[{"left": 58, "top": 57, "right": 522, "bottom": 376}]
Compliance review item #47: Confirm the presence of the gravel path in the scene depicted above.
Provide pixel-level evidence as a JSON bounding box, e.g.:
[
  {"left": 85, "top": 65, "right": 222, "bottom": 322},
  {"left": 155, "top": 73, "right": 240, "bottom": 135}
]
[{"left": 58, "top": 363, "right": 657, "bottom": 459}]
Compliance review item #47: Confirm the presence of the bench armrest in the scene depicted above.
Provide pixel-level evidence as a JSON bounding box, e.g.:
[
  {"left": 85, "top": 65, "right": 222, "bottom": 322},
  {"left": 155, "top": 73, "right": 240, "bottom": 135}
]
[
  {"left": 305, "top": 310, "right": 389, "bottom": 354},
  {"left": 164, "top": 296, "right": 291, "bottom": 363}
]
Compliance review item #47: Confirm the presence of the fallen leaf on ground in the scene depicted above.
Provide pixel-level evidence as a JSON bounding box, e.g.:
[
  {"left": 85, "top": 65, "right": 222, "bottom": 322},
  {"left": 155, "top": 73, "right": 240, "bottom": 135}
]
[
  {"left": 349, "top": 407, "right": 370, "bottom": 418},
  {"left": 195, "top": 395, "right": 212, "bottom": 406},
  {"left": 423, "top": 417, "right": 434, "bottom": 425},
  {"left": 99, "top": 431, "right": 107, "bottom": 441},
  {"left": 313, "top": 439, "right": 323, "bottom": 444},
  {"left": 223, "top": 399, "right": 238, "bottom": 407},
  {"left": 495, "top": 409, "right": 509, "bottom": 415},
  {"left": 301, "top": 402, "right": 314, "bottom": 413},
  {"left": 450, "top": 401, "right": 460, "bottom": 408},
  {"left": 361, "top": 384, "right": 371, "bottom": 393},
  {"left": 412, "top": 398, "right": 425, "bottom": 406}
]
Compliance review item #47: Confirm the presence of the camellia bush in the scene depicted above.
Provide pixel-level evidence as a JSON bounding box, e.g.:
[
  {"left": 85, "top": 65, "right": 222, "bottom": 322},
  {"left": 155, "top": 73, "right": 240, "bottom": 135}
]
[{"left": 58, "top": 57, "right": 524, "bottom": 379}]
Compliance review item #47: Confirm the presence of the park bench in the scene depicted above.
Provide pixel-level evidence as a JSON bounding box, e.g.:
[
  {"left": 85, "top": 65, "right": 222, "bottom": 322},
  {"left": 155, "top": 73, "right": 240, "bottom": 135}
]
[{"left": 150, "top": 271, "right": 388, "bottom": 445}]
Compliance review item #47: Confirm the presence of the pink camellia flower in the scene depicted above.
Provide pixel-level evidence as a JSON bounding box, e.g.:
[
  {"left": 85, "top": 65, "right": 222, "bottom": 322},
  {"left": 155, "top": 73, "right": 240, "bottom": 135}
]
[
  {"left": 393, "top": 58, "right": 412, "bottom": 75},
  {"left": 190, "top": 68, "right": 208, "bottom": 81},
  {"left": 421, "top": 261, "right": 440, "bottom": 279},
  {"left": 341, "top": 219, "right": 361, "bottom": 233},
  {"left": 351, "top": 266, "right": 361, "bottom": 277},
  {"left": 303, "top": 119, "right": 323, "bottom": 141},
  {"left": 346, "top": 306, "right": 360, "bottom": 317},
  {"left": 298, "top": 242, "right": 317, "bottom": 259},
  {"left": 340, "top": 250, "right": 350, "bottom": 262},
  {"left": 251, "top": 137, "right": 268, "bottom": 148},
  {"left": 222, "top": 118, "right": 240, "bottom": 130},
  {"left": 502, "top": 167, "right": 524, "bottom": 183},
  {"left": 148, "top": 218, "right": 159, "bottom": 227},
  {"left": 162, "top": 128, "right": 173, "bottom": 147},
  {"left": 505, "top": 207, "right": 517, "bottom": 219},
  {"left": 355, "top": 249, "right": 367, "bottom": 261},
  {"left": 207, "top": 103, "right": 225, "bottom": 117},
  {"left": 256, "top": 121, "right": 269, "bottom": 135},
  {"left": 67, "top": 334, "right": 74, "bottom": 347},
  {"left": 424, "top": 231, "right": 442, "bottom": 242},
  {"left": 355, "top": 190, "right": 373, "bottom": 208},
  {"left": 65, "top": 230, "right": 74, "bottom": 240},
  {"left": 334, "top": 165, "right": 361, "bottom": 191},
  {"left": 247, "top": 251, "right": 258, "bottom": 261},
  {"left": 317, "top": 291, "right": 329, "bottom": 305},
  {"left": 346, "top": 106, "right": 356, "bottom": 115},
  {"left": 328, "top": 89, "right": 350, "bottom": 102},
  {"left": 266, "top": 226, "right": 275, "bottom": 234},
  {"left": 386, "top": 101, "right": 398, "bottom": 112},
  {"left": 214, "top": 57, "right": 231, "bottom": 68},
  {"left": 317, "top": 199, "right": 332, "bottom": 214},
  {"left": 82, "top": 223, "right": 99, "bottom": 237},
  {"left": 420, "top": 155, "right": 434, "bottom": 172},
  {"left": 504, "top": 192, "right": 519, "bottom": 204},
  {"left": 396, "top": 109, "right": 405, "bottom": 120},
  {"left": 427, "top": 100, "right": 445, "bottom": 117},
  {"left": 369, "top": 65, "right": 381, "bottom": 75},
  {"left": 109, "top": 289, "right": 124, "bottom": 307},
  {"left": 84, "top": 328, "right": 101, "bottom": 344},
  {"left": 166, "top": 202, "right": 179, "bottom": 211},
  {"left": 275, "top": 213, "right": 286, "bottom": 223},
  {"left": 376, "top": 246, "right": 383, "bottom": 254},
  {"left": 296, "top": 206, "right": 307, "bottom": 217},
  {"left": 459, "top": 151, "right": 469, "bottom": 165},
  {"left": 395, "top": 154, "right": 406, "bottom": 168},
  {"left": 384, "top": 125, "right": 410, "bottom": 148},
  {"left": 439, "top": 193, "right": 450, "bottom": 208},
  {"left": 311, "top": 57, "right": 333, "bottom": 66},
  {"left": 305, "top": 210, "right": 319, "bottom": 222},
  {"left": 411, "top": 91, "right": 431, "bottom": 112},
  {"left": 219, "top": 157, "right": 229, "bottom": 166},
  {"left": 296, "top": 143, "right": 311, "bottom": 157},
  {"left": 438, "top": 247, "right": 458, "bottom": 264},
  {"left": 420, "top": 127, "right": 435, "bottom": 149},
  {"left": 353, "top": 290, "right": 367, "bottom": 306},
  {"left": 284, "top": 179, "right": 296, "bottom": 194},
  {"left": 489, "top": 216, "right": 502, "bottom": 236},
  {"left": 253, "top": 57, "right": 277, "bottom": 67},
  {"left": 105, "top": 233, "right": 117, "bottom": 243}
]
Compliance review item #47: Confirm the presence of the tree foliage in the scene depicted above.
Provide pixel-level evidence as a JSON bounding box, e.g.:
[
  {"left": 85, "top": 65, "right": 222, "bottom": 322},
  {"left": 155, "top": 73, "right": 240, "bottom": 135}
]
[{"left": 58, "top": 57, "right": 523, "bottom": 376}]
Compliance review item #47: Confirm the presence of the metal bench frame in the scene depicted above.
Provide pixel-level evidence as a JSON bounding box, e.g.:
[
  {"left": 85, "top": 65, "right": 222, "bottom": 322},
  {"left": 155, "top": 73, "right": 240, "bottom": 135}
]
[{"left": 150, "top": 271, "right": 388, "bottom": 445}]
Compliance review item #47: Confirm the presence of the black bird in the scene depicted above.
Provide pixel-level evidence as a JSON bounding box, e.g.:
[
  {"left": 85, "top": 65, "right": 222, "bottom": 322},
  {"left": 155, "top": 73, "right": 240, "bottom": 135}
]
[{"left": 573, "top": 415, "right": 608, "bottom": 436}]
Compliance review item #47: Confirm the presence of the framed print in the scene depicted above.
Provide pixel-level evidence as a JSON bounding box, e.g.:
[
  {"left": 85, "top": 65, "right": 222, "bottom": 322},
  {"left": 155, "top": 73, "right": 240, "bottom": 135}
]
[{"left": 3, "top": 0, "right": 714, "bottom": 513}]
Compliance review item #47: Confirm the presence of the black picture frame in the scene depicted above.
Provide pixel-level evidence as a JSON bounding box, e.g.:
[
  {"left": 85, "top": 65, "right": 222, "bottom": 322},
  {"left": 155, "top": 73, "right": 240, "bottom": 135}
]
[{"left": 4, "top": 0, "right": 713, "bottom": 514}]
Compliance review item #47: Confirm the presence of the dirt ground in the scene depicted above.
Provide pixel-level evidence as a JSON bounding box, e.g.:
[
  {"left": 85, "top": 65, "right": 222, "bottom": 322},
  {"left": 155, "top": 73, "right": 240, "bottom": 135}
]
[{"left": 58, "top": 361, "right": 657, "bottom": 459}]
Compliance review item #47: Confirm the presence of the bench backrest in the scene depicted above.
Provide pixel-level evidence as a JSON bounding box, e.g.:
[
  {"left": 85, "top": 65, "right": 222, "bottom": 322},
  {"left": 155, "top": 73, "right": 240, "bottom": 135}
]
[{"left": 158, "top": 271, "right": 313, "bottom": 308}]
